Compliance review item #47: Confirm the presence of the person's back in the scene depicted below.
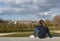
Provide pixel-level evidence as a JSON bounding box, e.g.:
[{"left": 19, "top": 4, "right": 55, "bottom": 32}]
[
  {"left": 37, "top": 25, "right": 48, "bottom": 38},
  {"left": 33, "top": 20, "right": 52, "bottom": 39}
]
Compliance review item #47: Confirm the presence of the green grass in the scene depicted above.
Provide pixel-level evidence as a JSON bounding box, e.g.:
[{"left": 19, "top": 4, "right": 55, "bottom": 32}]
[
  {"left": 1, "top": 31, "right": 58, "bottom": 37},
  {"left": 49, "top": 26, "right": 60, "bottom": 30},
  {"left": 1, "top": 26, "right": 60, "bottom": 37},
  {"left": 2, "top": 32, "right": 33, "bottom": 37}
]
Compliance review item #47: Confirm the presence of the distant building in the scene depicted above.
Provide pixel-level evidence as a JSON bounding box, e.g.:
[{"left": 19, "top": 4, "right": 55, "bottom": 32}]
[{"left": 16, "top": 20, "right": 32, "bottom": 24}]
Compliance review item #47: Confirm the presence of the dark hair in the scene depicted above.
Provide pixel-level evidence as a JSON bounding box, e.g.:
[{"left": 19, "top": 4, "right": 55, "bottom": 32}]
[
  {"left": 39, "top": 20, "right": 44, "bottom": 24},
  {"left": 39, "top": 20, "right": 47, "bottom": 27}
]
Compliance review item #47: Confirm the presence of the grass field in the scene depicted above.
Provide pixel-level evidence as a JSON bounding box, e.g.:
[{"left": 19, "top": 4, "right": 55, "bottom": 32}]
[
  {"left": 0, "top": 32, "right": 33, "bottom": 37},
  {"left": 0, "top": 26, "right": 60, "bottom": 37},
  {"left": 0, "top": 31, "right": 59, "bottom": 37}
]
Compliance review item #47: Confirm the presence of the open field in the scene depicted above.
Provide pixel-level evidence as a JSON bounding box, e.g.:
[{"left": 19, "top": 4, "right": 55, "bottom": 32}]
[{"left": 0, "top": 30, "right": 60, "bottom": 37}]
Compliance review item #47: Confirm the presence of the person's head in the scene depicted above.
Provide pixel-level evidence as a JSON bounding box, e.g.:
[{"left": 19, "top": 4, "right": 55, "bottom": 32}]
[
  {"left": 39, "top": 20, "right": 45, "bottom": 25},
  {"left": 39, "top": 20, "right": 47, "bottom": 27}
]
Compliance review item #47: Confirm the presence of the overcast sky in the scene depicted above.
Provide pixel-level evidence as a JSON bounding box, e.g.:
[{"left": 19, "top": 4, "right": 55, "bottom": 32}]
[{"left": 0, "top": 0, "right": 60, "bottom": 21}]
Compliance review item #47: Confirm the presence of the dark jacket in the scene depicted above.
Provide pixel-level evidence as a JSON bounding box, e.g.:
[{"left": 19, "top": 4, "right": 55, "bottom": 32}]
[{"left": 35, "top": 25, "right": 52, "bottom": 38}]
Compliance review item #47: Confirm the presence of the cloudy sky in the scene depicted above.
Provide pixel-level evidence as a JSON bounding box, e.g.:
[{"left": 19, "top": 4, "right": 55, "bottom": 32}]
[{"left": 0, "top": 0, "right": 60, "bottom": 21}]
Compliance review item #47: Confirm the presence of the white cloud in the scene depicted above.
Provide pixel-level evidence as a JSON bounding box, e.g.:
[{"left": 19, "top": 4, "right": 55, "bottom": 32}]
[
  {"left": 52, "top": 14, "right": 56, "bottom": 17},
  {"left": 16, "top": 0, "right": 31, "bottom": 4},
  {"left": 0, "top": 0, "right": 15, "bottom": 3},
  {"left": 0, "top": 0, "right": 31, "bottom": 4},
  {"left": 44, "top": 12, "right": 49, "bottom": 15},
  {"left": 0, "top": 0, "right": 60, "bottom": 20},
  {"left": 0, "top": 7, "right": 9, "bottom": 13},
  {"left": 13, "top": 8, "right": 25, "bottom": 12}
]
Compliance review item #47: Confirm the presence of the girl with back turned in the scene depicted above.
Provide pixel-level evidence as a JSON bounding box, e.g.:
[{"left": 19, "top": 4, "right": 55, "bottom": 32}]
[{"left": 33, "top": 20, "right": 52, "bottom": 39}]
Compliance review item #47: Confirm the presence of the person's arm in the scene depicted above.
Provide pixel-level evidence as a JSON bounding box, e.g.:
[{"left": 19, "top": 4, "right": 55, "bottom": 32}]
[
  {"left": 33, "top": 26, "right": 38, "bottom": 37},
  {"left": 33, "top": 27, "right": 36, "bottom": 35},
  {"left": 46, "top": 28, "right": 52, "bottom": 38}
]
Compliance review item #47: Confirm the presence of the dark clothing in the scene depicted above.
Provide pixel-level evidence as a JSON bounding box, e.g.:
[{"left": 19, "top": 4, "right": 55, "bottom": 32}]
[{"left": 33, "top": 25, "right": 52, "bottom": 38}]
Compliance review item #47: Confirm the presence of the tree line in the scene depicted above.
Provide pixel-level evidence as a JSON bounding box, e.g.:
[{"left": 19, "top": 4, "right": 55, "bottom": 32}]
[{"left": 0, "top": 15, "right": 60, "bottom": 33}]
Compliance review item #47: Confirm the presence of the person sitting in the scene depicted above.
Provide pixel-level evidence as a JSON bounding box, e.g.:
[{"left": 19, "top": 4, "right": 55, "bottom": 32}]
[{"left": 33, "top": 20, "right": 52, "bottom": 39}]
